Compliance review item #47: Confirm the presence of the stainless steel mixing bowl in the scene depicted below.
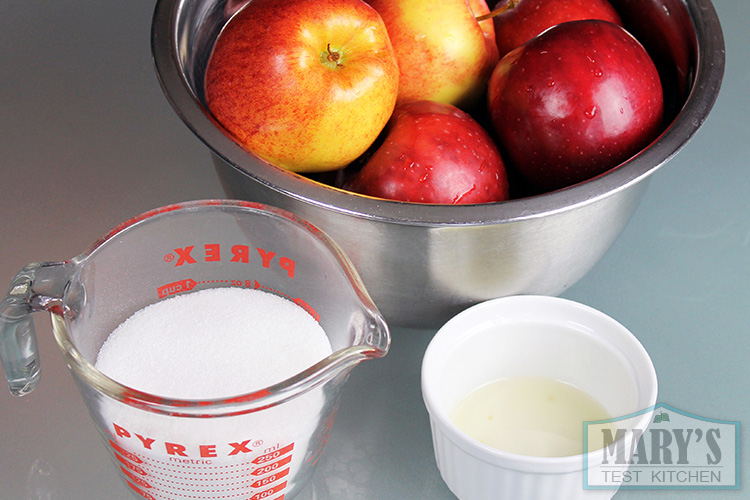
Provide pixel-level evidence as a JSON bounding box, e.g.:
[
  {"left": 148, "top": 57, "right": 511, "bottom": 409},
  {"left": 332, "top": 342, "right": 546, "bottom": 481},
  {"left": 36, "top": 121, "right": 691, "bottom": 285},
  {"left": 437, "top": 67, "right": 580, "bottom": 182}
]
[{"left": 151, "top": 0, "right": 724, "bottom": 328}]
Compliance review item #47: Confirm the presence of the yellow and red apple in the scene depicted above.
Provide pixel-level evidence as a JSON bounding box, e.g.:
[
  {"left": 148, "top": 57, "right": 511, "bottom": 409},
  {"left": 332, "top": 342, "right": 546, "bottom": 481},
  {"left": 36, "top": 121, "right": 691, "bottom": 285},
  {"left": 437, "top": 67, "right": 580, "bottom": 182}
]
[
  {"left": 367, "top": 0, "right": 499, "bottom": 109},
  {"left": 204, "top": 0, "right": 399, "bottom": 173}
]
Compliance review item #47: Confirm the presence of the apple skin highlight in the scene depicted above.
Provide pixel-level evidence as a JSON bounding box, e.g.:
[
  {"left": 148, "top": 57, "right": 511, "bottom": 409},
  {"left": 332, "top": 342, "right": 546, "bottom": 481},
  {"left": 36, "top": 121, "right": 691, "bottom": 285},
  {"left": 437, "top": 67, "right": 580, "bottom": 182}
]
[
  {"left": 490, "top": 0, "right": 623, "bottom": 59},
  {"left": 488, "top": 20, "right": 664, "bottom": 193},
  {"left": 204, "top": 0, "right": 399, "bottom": 173},
  {"left": 344, "top": 100, "right": 509, "bottom": 204},
  {"left": 367, "top": 0, "right": 499, "bottom": 109}
]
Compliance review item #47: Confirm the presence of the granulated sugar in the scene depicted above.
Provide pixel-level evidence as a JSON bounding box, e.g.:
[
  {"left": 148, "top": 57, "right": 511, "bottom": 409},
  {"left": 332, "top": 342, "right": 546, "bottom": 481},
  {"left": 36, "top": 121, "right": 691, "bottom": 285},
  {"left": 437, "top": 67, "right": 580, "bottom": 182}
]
[
  {"left": 95, "top": 287, "right": 332, "bottom": 399},
  {"left": 92, "top": 288, "right": 337, "bottom": 499}
]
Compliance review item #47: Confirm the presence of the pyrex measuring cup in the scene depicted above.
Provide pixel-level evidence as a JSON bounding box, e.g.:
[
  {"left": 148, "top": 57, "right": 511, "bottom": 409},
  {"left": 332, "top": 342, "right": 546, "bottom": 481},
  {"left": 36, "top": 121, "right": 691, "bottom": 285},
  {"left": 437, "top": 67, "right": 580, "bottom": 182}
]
[{"left": 0, "top": 199, "right": 390, "bottom": 500}]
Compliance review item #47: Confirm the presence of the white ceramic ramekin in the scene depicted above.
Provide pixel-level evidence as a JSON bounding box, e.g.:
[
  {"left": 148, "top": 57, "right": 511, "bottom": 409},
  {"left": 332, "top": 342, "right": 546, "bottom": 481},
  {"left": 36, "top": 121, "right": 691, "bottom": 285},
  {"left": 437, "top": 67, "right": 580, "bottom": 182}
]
[{"left": 421, "top": 295, "right": 658, "bottom": 500}]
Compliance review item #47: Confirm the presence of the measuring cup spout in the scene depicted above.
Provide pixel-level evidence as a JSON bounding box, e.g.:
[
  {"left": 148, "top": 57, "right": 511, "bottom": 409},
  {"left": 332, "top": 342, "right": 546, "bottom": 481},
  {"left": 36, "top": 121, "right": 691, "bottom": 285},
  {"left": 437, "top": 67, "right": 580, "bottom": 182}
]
[
  {"left": 321, "top": 310, "right": 390, "bottom": 381},
  {"left": 0, "top": 262, "right": 76, "bottom": 396},
  {"left": 362, "top": 310, "right": 390, "bottom": 358}
]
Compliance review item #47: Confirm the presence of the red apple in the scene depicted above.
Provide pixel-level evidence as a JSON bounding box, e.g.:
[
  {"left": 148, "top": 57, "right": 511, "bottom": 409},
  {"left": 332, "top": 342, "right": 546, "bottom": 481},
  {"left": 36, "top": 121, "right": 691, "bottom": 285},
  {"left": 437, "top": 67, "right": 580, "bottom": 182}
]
[
  {"left": 367, "top": 0, "right": 499, "bottom": 109},
  {"left": 343, "top": 100, "right": 509, "bottom": 204},
  {"left": 204, "top": 0, "right": 399, "bottom": 173},
  {"left": 487, "top": 20, "right": 664, "bottom": 193},
  {"left": 490, "top": 0, "right": 622, "bottom": 58}
]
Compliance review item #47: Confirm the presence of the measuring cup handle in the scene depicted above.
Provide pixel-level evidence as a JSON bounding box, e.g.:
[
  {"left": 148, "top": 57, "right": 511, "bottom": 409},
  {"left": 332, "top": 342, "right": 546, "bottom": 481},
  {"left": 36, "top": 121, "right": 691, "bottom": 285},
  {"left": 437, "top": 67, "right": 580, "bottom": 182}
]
[{"left": 0, "top": 262, "right": 72, "bottom": 396}]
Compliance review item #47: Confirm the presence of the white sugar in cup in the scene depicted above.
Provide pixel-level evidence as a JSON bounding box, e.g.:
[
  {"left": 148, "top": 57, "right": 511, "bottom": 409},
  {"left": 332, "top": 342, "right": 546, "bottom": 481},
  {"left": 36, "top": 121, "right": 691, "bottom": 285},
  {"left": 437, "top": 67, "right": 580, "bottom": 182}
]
[
  {"left": 421, "top": 295, "right": 658, "bottom": 500},
  {"left": 95, "top": 287, "right": 333, "bottom": 400},
  {"left": 91, "top": 287, "right": 334, "bottom": 498}
]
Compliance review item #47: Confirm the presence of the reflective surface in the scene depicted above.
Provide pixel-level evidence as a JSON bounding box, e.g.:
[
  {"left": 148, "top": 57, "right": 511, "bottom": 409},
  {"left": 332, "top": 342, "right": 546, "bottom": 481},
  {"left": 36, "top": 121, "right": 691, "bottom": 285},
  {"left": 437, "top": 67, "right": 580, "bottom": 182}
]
[
  {"left": 152, "top": 0, "right": 724, "bottom": 328},
  {"left": 0, "top": 1, "right": 747, "bottom": 499}
]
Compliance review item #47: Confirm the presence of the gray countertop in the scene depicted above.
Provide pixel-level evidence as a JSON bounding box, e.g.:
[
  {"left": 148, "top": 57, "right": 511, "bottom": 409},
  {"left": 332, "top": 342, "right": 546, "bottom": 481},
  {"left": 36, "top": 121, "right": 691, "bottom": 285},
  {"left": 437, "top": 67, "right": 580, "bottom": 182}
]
[{"left": 0, "top": 1, "right": 747, "bottom": 499}]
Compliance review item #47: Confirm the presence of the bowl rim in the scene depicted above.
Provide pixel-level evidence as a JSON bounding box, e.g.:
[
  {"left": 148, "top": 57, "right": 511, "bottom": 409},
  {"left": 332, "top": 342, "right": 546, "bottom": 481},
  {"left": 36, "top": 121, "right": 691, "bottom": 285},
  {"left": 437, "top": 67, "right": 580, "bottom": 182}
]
[
  {"left": 150, "top": 0, "right": 725, "bottom": 227},
  {"left": 420, "top": 295, "right": 659, "bottom": 473}
]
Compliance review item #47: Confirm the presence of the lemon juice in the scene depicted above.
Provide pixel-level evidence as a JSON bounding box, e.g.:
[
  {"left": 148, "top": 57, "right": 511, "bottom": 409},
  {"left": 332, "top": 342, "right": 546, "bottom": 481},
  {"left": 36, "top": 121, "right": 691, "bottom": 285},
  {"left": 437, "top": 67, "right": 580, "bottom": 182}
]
[{"left": 451, "top": 376, "right": 615, "bottom": 457}]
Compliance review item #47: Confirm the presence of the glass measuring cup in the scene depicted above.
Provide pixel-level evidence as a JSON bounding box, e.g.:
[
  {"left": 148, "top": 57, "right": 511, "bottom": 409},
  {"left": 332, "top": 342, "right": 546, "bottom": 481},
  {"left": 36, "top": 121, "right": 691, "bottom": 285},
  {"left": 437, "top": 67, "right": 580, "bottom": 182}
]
[{"left": 0, "top": 199, "right": 390, "bottom": 500}]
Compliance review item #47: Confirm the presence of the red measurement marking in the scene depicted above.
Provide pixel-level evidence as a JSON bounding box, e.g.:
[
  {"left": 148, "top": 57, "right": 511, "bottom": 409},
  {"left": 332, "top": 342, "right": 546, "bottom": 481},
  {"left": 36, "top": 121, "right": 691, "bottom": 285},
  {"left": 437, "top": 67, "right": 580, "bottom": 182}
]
[
  {"left": 250, "top": 481, "right": 287, "bottom": 500},
  {"left": 252, "top": 443, "right": 294, "bottom": 465},
  {"left": 251, "top": 455, "right": 292, "bottom": 476},
  {"left": 293, "top": 298, "right": 319, "bottom": 322},
  {"left": 121, "top": 467, "right": 152, "bottom": 489},
  {"left": 251, "top": 281, "right": 319, "bottom": 321},
  {"left": 127, "top": 480, "right": 156, "bottom": 500},
  {"left": 250, "top": 467, "right": 290, "bottom": 488},
  {"left": 157, "top": 278, "right": 197, "bottom": 298},
  {"left": 116, "top": 453, "right": 146, "bottom": 475},
  {"left": 109, "top": 440, "right": 143, "bottom": 463}
]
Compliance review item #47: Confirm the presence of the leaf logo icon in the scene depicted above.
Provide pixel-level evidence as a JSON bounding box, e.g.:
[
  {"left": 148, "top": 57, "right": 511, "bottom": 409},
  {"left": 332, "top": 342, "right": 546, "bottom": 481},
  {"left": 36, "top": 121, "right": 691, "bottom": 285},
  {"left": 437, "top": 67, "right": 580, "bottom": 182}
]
[{"left": 653, "top": 411, "right": 670, "bottom": 423}]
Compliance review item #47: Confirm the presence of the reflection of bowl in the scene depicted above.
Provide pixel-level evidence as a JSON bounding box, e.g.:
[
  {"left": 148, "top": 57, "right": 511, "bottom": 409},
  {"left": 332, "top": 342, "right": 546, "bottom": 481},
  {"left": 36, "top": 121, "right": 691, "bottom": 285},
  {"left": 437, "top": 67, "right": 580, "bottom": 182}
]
[{"left": 151, "top": 0, "right": 724, "bottom": 328}]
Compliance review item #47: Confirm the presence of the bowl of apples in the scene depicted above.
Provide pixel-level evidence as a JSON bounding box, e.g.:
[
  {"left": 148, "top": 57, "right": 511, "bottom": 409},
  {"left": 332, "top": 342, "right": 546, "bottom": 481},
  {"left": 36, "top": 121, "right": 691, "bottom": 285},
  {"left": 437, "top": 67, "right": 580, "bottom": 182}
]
[{"left": 152, "top": 0, "right": 724, "bottom": 328}]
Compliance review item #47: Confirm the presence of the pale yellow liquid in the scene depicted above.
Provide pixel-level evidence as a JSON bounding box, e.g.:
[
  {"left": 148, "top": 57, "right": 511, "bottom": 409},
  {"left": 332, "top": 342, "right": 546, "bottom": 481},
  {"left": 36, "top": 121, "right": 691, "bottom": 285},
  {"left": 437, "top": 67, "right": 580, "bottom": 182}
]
[{"left": 451, "top": 376, "right": 614, "bottom": 457}]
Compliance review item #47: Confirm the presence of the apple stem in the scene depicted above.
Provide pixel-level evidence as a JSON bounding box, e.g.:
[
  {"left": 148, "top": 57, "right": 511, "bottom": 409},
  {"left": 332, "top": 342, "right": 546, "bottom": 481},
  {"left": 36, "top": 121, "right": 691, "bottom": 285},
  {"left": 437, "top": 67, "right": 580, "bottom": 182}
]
[
  {"left": 475, "top": 0, "right": 519, "bottom": 22},
  {"left": 326, "top": 43, "right": 345, "bottom": 68}
]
